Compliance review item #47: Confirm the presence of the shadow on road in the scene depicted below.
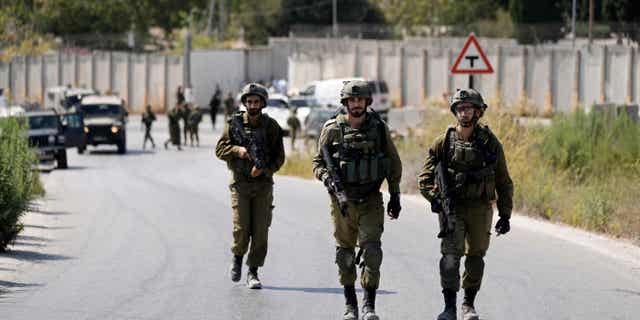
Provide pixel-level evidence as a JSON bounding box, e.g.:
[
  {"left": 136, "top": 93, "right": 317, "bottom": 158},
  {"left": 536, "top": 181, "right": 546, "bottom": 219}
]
[
  {"left": 22, "top": 224, "right": 74, "bottom": 230},
  {"left": 0, "top": 280, "right": 42, "bottom": 298},
  {"left": 16, "top": 235, "right": 50, "bottom": 242},
  {"left": 261, "top": 286, "right": 397, "bottom": 295},
  {"left": 88, "top": 149, "right": 154, "bottom": 156},
  {"left": 30, "top": 208, "right": 72, "bottom": 216},
  {"left": 0, "top": 249, "right": 72, "bottom": 262},
  {"left": 0, "top": 280, "right": 41, "bottom": 288},
  {"left": 612, "top": 288, "right": 640, "bottom": 297}
]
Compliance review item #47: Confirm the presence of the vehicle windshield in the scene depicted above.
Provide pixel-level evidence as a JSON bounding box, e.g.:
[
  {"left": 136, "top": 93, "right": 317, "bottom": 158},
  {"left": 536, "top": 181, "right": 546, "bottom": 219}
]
[
  {"left": 28, "top": 115, "right": 59, "bottom": 129},
  {"left": 64, "top": 95, "right": 87, "bottom": 108},
  {"left": 81, "top": 104, "right": 122, "bottom": 117},
  {"left": 289, "top": 99, "right": 311, "bottom": 108},
  {"left": 267, "top": 99, "right": 288, "bottom": 108},
  {"left": 367, "top": 81, "right": 389, "bottom": 93}
]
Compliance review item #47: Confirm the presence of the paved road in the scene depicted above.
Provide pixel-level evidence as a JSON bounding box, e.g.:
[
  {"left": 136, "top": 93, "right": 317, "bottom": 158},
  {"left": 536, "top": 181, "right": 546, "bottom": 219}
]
[{"left": 1, "top": 115, "right": 639, "bottom": 319}]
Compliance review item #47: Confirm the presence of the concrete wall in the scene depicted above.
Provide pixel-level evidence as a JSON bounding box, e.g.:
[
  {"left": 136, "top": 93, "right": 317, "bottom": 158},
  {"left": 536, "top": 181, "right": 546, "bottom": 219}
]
[
  {"left": 285, "top": 38, "right": 640, "bottom": 113},
  {"left": 0, "top": 51, "right": 186, "bottom": 113},
  {"left": 3, "top": 39, "right": 638, "bottom": 114}
]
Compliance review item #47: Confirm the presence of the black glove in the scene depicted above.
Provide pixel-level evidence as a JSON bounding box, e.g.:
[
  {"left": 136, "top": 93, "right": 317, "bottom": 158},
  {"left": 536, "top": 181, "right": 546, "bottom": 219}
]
[
  {"left": 387, "top": 192, "right": 401, "bottom": 219},
  {"left": 495, "top": 217, "right": 510, "bottom": 235},
  {"left": 429, "top": 198, "right": 443, "bottom": 213}
]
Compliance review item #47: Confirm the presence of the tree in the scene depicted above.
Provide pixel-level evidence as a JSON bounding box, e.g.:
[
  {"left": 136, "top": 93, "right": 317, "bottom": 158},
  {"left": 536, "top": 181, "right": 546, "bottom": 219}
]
[
  {"left": 509, "top": 0, "right": 564, "bottom": 43},
  {"left": 276, "top": 0, "right": 386, "bottom": 37}
]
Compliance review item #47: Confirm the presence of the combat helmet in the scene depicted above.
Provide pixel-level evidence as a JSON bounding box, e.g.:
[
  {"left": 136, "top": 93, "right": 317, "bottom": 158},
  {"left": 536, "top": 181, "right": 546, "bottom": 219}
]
[
  {"left": 340, "top": 80, "right": 372, "bottom": 107},
  {"left": 240, "top": 83, "right": 268, "bottom": 106},
  {"left": 449, "top": 88, "right": 487, "bottom": 117}
]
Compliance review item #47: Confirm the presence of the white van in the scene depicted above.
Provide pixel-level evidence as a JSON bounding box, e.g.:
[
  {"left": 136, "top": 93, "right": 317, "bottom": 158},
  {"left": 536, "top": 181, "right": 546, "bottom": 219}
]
[{"left": 298, "top": 77, "right": 391, "bottom": 117}]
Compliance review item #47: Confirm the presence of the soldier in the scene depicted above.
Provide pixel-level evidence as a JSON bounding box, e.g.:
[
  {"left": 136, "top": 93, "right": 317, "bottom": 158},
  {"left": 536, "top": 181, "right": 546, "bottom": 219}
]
[
  {"left": 164, "top": 103, "right": 182, "bottom": 151},
  {"left": 418, "top": 89, "right": 513, "bottom": 320},
  {"left": 286, "top": 107, "right": 301, "bottom": 151},
  {"left": 209, "top": 85, "right": 222, "bottom": 130},
  {"left": 176, "top": 85, "right": 185, "bottom": 106},
  {"left": 312, "top": 80, "right": 402, "bottom": 320},
  {"left": 141, "top": 105, "right": 156, "bottom": 149},
  {"left": 215, "top": 83, "right": 285, "bottom": 289},
  {"left": 188, "top": 106, "right": 203, "bottom": 147},
  {"left": 180, "top": 103, "right": 192, "bottom": 146},
  {"left": 223, "top": 92, "right": 236, "bottom": 121}
]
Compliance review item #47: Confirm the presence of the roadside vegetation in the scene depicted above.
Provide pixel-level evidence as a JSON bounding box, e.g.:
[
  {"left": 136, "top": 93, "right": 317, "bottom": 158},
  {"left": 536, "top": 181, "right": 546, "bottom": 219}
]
[
  {"left": 278, "top": 107, "right": 640, "bottom": 244},
  {"left": 0, "top": 117, "right": 44, "bottom": 252}
]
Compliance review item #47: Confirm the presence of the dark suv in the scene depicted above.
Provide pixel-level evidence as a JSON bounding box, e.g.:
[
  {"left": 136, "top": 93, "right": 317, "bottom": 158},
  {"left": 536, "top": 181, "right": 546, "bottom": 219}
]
[
  {"left": 25, "top": 111, "right": 68, "bottom": 168},
  {"left": 80, "top": 96, "right": 128, "bottom": 154}
]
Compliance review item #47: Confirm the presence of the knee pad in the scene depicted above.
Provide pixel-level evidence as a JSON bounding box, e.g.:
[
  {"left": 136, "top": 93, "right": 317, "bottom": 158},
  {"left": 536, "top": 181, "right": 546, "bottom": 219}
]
[
  {"left": 335, "top": 247, "right": 356, "bottom": 271},
  {"left": 440, "top": 254, "right": 461, "bottom": 273},
  {"left": 361, "top": 242, "right": 383, "bottom": 270}
]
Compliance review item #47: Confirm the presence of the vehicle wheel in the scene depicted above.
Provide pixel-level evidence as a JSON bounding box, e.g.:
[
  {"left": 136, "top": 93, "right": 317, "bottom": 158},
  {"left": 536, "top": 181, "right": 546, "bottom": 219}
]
[
  {"left": 77, "top": 146, "right": 86, "bottom": 154},
  {"left": 56, "top": 150, "right": 68, "bottom": 169},
  {"left": 117, "top": 140, "right": 127, "bottom": 154}
]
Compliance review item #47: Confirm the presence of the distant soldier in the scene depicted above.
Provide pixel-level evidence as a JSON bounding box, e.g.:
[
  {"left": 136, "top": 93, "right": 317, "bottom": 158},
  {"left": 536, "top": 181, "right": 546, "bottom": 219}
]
[
  {"left": 418, "top": 89, "right": 514, "bottom": 320},
  {"left": 209, "top": 85, "right": 222, "bottom": 130},
  {"left": 286, "top": 107, "right": 301, "bottom": 151},
  {"left": 176, "top": 85, "right": 185, "bottom": 106},
  {"left": 180, "top": 103, "right": 192, "bottom": 146},
  {"left": 312, "top": 80, "right": 402, "bottom": 320},
  {"left": 215, "top": 83, "right": 285, "bottom": 289},
  {"left": 223, "top": 92, "right": 236, "bottom": 121},
  {"left": 141, "top": 105, "right": 156, "bottom": 149},
  {"left": 164, "top": 103, "right": 182, "bottom": 151},
  {"left": 188, "top": 106, "right": 203, "bottom": 147}
]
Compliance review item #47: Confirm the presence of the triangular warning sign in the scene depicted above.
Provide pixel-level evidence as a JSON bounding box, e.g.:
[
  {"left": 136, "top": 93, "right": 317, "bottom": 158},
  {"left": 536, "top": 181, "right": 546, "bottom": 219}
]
[{"left": 451, "top": 34, "right": 494, "bottom": 74}]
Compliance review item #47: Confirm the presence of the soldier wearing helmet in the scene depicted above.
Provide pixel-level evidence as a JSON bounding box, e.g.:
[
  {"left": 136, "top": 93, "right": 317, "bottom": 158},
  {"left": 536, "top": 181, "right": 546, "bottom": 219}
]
[
  {"left": 418, "top": 89, "right": 513, "bottom": 320},
  {"left": 312, "top": 80, "right": 403, "bottom": 320},
  {"left": 216, "top": 82, "right": 285, "bottom": 289}
]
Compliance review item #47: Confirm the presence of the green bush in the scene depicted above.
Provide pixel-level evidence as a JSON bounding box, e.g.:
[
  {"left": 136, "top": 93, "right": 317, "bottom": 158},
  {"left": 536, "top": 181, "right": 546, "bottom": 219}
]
[
  {"left": 0, "top": 117, "right": 42, "bottom": 251},
  {"left": 540, "top": 110, "right": 640, "bottom": 179}
]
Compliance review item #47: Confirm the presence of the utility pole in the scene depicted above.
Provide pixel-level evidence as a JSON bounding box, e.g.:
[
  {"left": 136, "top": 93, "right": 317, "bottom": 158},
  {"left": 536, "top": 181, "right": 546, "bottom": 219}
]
[
  {"left": 332, "top": 0, "right": 338, "bottom": 37},
  {"left": 571, "top": 0, "right": 577, "bottom": 46},
  {"left": 219, "top": 0, "right": 225, "bottom": 40},
  {"left": 588, "top": 0, "right": 594, "bottom": 45},
  {"left": 206, "top": 0, "right": 216, "bottom": 36}
]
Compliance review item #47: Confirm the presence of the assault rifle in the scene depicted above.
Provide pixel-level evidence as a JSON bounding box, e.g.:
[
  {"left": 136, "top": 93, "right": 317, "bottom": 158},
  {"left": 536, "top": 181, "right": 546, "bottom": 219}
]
[
  {"left": 321, "top": 145, "right": 349, "bottom": 217},
  {"left": 229, "top": 115, "right": 268, "bottom": 170},
  {"left": 432, "top": 161, "right": 456, "bottom": 238}
]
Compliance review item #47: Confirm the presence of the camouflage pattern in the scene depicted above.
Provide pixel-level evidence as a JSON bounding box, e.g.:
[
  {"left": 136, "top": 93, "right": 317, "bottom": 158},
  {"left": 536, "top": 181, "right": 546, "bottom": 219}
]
[
  {"left": 312, "top": 113, "right": 402, "bottom": 290},
  {"left": 449, "top": 88, "right": 487, "bottom": 117},
  {"left": 240, "top": 83, "right": 269, "bottom": 104},
  {"left": 340, "top": 80, "right": 372, "bottom": 106}
]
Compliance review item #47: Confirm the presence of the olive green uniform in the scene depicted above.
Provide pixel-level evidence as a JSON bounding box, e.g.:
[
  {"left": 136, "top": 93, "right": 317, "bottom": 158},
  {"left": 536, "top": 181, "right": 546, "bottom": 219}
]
[
  {"left": 418, "top": 124, "right": 513, "bottom": 291},
  {"left": 312, "top": 113, "right": 402, "bottom": 290},
  {"left": 188, "top": 108, "right": 203, "bottom": 146},
  {"left": 167, "top": 108, "right": 181, "bottom": 146},
  {"left": 215, "top": 112, "right": 285, "bottom": 267}
]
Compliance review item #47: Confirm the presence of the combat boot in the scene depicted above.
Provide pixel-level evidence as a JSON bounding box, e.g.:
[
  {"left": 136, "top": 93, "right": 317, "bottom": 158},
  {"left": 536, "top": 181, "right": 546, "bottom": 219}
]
[
  {"left": 436, "top": 289, "right": 457, "bottom": 320},
  {"left": 229, "top": 255, "right": 242, "bottom": 282},
  {"left": 362, "top": 288, "right": 379, "bottom": 320},
  {"left": 461, "top": 287, "right": 479, "bottom": 320},
  {"left": 246, "top": 267, "right": 262, "bottom": 289},
  {"left": 343, "top": 285, "right": 358, "bottom": 320}
]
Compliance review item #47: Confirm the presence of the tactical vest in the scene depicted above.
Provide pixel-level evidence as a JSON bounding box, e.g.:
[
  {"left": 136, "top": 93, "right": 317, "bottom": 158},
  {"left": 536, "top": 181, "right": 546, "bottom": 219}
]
[
  {"left": 444, "top": 126, "right": 498, "bottom": 201},
  {"left": 229, "top": 113, "right": 272, "bottom": 181},
  {"left": 331, "top": 115, "right": 391, "bottom": 198}
]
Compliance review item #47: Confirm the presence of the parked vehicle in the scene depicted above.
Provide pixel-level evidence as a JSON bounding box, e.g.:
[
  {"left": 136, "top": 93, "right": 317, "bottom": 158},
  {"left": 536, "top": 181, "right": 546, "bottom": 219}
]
[
  {"left": 24, "top": 110, "right": 69, "bottom": 168},
  {"left": 297, "top": 78, "right": 391, "bottom": 121},
  {"left": 262, "top": 93, "right": 291, "bottom": 136},
  {"left": 80, "top": 95, "right": 128, "bottom": 154}
]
